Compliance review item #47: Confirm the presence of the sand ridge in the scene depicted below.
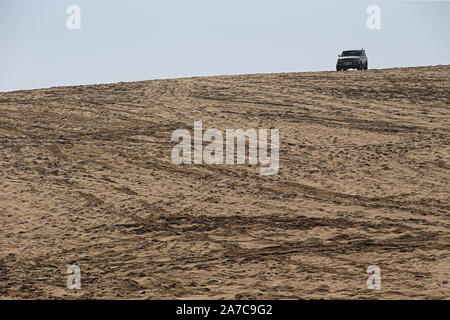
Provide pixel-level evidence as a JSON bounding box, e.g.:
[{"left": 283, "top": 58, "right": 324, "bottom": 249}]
[{"left": 0, "top": 65, "right": 449, "bottom": 299}]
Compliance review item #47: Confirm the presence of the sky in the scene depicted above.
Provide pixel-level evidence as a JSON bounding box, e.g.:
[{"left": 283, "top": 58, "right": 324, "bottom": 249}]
[{"left": 0, "top": 0, "right": 449, "bottom": 92}]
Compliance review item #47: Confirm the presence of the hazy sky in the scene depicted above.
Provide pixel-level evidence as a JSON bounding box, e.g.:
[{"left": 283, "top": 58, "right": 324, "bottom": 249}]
[{"left": 0, "top": 0, "right": 449, "bottom": 92}]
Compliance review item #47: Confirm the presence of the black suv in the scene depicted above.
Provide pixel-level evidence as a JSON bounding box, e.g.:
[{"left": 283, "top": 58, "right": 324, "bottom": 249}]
[{"left": 336, "top": 49, "right": 368, "bottom": 71}]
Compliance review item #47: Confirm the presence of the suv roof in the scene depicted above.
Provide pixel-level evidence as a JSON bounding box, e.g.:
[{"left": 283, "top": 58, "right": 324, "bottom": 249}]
[{"left": 342, "top": 50, "right": 364, "bottom": 54}]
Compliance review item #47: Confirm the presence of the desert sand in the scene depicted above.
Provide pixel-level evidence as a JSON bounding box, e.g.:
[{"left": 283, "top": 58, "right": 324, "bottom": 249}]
[{"left": 0, "top": 66, "right": 449, "bottom": 299}]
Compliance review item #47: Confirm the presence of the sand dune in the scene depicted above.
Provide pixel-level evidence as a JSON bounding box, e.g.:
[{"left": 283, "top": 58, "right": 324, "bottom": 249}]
[{"left": 0, "top": 66, "right": 449, "bottom": 299}]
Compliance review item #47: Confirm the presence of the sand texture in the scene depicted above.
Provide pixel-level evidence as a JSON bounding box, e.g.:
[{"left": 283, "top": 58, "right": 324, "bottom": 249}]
[{"left": 0, "top": 66, "right": 449, "bottom": 299}]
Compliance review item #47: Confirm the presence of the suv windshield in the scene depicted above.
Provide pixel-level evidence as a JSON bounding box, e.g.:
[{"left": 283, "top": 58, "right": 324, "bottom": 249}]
[{"left": 342, "top": 51, "right": 362, "bottom": 57}]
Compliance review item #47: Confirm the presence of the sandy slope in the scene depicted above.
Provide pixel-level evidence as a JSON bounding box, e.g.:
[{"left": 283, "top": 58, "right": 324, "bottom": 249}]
[{"left": 0, "top": 66, "right": 449, "bottom": 299}]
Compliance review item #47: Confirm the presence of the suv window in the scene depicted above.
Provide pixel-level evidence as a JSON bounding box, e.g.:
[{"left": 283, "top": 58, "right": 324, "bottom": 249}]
[{"left": 342, "top": 51, "right": 362, "bottom": 57}]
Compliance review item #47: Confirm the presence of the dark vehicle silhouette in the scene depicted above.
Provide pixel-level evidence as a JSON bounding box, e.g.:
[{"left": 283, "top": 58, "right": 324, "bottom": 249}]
[{"left": 336, "top": 49, "right": 368, "bottom": 71}]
